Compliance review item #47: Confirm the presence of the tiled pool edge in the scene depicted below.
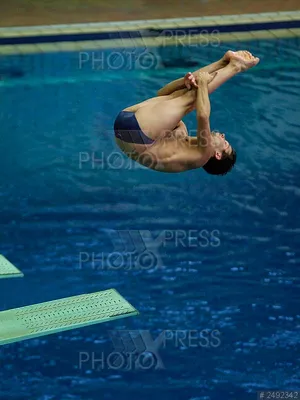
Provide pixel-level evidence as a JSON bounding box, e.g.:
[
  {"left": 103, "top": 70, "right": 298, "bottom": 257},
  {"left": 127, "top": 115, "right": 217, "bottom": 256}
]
[{"left": 0, "top": 11, "right": 299, "bottom": 55}]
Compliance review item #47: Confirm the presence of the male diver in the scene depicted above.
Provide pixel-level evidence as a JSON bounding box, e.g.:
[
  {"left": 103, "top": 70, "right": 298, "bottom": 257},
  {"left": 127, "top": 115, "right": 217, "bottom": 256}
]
[{"left": 114, "top": 50, "right": 259, "bottom": 175}]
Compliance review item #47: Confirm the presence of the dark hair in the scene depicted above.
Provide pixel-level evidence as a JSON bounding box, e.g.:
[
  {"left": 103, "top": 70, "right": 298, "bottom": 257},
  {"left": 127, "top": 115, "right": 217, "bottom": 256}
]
[{"left": 203, "top": 148, "right": 237, "bottom": 176}]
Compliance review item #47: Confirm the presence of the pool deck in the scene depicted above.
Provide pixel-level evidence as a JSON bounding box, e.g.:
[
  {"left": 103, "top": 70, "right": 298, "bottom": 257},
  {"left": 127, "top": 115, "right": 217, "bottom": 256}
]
[
  {"left": 0, "top": 10, "right": 299, "bottom": 56},
  {"left": 1, "top": 0, "right": 300, "bottom": 27}
]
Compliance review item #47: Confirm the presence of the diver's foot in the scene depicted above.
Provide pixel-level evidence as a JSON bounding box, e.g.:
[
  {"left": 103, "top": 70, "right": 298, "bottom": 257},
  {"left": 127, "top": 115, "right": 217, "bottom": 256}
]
[{"left": 224, "top": 50, "right": 260, "bottom": 71}]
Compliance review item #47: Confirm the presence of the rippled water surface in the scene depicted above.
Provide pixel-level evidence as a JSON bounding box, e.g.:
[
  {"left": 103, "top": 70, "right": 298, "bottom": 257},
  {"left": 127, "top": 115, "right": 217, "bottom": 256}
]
[{"left": 0, "top": 38, "right": 300, "bottom": 400}]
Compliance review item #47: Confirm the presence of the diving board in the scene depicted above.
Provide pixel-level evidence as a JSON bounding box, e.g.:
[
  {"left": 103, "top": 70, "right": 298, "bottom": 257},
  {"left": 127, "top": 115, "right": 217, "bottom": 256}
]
[
  {"left": 0, "top": 289, "right": 139, "bottom": 345},
  {"left": 0, "top": 255, "right": 24, "bottom": 279}
]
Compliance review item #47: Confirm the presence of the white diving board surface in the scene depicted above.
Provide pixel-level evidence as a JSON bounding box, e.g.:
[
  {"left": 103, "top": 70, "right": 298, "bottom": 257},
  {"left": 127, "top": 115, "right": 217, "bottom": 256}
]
[
  {"left": 0, "top": 289, "right": 139, "bottom": 346},
  {"left": 0, "top": 255, "right": 24, "bottom": 279}
]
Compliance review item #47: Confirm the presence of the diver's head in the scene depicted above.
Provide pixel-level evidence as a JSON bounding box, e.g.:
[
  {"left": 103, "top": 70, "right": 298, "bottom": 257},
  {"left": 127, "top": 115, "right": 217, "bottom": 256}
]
[{"left": 203, "top": 132, "right": 236, "bottom": 176}]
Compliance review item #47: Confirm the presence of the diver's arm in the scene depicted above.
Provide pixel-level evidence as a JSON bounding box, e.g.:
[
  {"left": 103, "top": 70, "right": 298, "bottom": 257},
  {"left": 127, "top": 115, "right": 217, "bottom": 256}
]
[
  {"left": 157, "top": 72, "right": 199, "bottom": 96},
  {"left": 157, "top": 76, "right": 187, "bottom": 96},
  {"left": 196, "top": 73, "right": 212, "bottom": 150}
]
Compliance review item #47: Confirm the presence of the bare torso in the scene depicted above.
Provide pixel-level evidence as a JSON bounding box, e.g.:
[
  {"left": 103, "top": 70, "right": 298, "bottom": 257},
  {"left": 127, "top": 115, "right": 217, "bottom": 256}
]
[{"left": 115, "top": 96, "right": 210, "bottom": 173}]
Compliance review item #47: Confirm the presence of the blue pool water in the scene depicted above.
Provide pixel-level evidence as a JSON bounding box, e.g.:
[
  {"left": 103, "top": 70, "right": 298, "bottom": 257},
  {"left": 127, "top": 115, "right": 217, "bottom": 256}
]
[{"left": 0, "top": 38, "right": 300, "bottom": 400}]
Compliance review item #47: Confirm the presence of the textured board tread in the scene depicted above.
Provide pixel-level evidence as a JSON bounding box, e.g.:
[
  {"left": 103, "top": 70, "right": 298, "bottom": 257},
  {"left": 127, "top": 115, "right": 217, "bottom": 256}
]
[{"left": 0, "top": 289, "right": 139, "bottom": 345}]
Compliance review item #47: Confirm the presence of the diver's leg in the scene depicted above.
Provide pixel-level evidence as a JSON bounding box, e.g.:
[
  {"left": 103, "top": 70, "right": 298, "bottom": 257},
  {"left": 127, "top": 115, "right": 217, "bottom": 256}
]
[
  {"left": 192, "top": 57, "right": 228, "bottom": 75},
  {"left": 161, "top": 50, "right": 259, "bottom": 98},
  {"left": 172, "top": 52, "right": 259, "bottom": 103},
  {"left": 135, "top": 51, "right": 260, "bottom": 140},
  {"left": 207, "top": 50, "right": 259, "bottom": 93},
  {"left": 135, "top": 90, "right": 195, "bottom": 140},
  {"left": 171, "top": 59, "right": 243, "bottom": 101},
  {"left": 157, "top": 54, "right": 230, "bottom": 96}
]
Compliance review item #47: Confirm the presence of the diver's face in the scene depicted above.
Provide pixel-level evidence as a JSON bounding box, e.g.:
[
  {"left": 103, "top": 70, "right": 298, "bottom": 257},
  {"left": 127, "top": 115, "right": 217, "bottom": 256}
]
[{"left": 212, "top": 132, "right": 232, "bottom": 160}]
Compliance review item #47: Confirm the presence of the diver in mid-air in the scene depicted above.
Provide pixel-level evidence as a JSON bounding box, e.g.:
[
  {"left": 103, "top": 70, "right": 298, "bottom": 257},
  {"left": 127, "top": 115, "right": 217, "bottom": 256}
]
[{"left": 114, "top": 50, "right": 259, "bottom": 175}]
